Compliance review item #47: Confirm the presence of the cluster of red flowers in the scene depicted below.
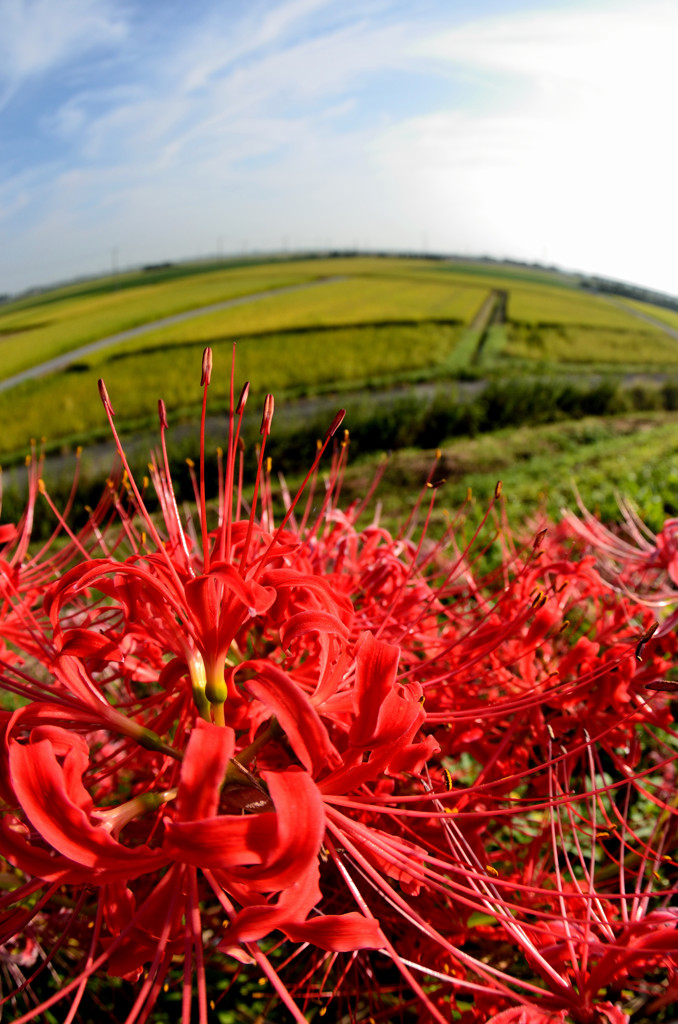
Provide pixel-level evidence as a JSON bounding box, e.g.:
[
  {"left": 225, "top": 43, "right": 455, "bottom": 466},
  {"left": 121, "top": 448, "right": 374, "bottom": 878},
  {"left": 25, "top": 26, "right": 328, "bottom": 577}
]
[{"left": 0, "top": 347, "right": 676, "bottom": 1024}]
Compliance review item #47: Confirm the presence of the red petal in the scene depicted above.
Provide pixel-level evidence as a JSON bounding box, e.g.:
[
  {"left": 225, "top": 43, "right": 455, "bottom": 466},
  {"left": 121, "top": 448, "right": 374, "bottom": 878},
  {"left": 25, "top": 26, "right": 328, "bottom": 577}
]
[
  {"left": 348, "top": 631, "right": 401, "bottom": 747},
  {"left": 220, "top": 860, "right": 321, "bottom": 945},
  {"left": 185, "top": 566, "right": 275, "bottom": 632},
  {"left": 57, "top": 628, "right": 123, "bottom": 660},
  {"left": 486, "top": 1007, "right": 568, "bottom": 1024},
  {"left": 243, "top": 661, "right": 339, "bottom": 775},
  {"left": 163, "top": 811, "right": 275, "bottom": 870},
  {"left": 262, "top": 567, "right": 353, "bottom": 619},
  {"left": 0, "top": 816, "right": 87, "bottom": 883},
  {"left": 209, "top": 562, "right": 277, "bottom": 612},
  {"left": 204, "top": 768, "right": 325, "bottom": 893},
  {"left": 0, "top": 524, "right": 17, "bottom": 544},
  {"left": 284, "top": 912, "right": 385, "bottom": 951},
  {"left": 9, "top": 735, "right": 167, "bottom": 879},
  {"left": 347, "top": 632, "right": 427, "bottom": 767},
  {"left": 255, "top": 768, "right": 325, "bottom": 889},
  {"left": 279, "top": 609, "right": 350, "bottom": 649},
  {"left": 175, "top": 718, "right": 235, "bottom": 822}
]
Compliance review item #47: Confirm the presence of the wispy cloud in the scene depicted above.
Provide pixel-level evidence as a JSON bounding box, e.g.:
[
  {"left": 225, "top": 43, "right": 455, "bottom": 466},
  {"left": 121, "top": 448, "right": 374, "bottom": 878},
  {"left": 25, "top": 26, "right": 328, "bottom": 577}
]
[
  {"left": 1, "top": 0, "right": 676, "bottom": 295},
  {"left": 0, "top": 0, "right": 127, "bottom": 109},
  {"left": 375, "top": 0, "right": 678, "bottom": 281}
]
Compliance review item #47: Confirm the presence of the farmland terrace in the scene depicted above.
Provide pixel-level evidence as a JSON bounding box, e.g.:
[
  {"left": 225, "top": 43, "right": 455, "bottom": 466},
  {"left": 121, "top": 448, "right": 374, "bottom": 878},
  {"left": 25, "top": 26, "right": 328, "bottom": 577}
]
[{"left": 2, "top": 254, "right": 678, "bottom": 535}]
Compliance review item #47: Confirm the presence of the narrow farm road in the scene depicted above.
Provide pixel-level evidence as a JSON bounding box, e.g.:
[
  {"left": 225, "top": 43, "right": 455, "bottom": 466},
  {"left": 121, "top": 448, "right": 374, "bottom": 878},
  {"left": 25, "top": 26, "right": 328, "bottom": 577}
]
[
  {"left": 598, "top": 292, "right": 678, "bottom": 341},
  {"left": 0, "top": 276, "right": 344, "bottom": 394}
]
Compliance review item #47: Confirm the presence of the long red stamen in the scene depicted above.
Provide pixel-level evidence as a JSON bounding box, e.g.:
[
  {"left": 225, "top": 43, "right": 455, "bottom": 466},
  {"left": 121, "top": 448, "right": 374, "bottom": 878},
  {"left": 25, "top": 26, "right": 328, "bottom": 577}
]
[
  {"left": 249, "top": 408, "right": 345, "bottom": 579},
  {"left": 97, "top": 376, "right": 185, "bottom": 591},
  {"left": 157, "top": 399, "right": 193, "bottom": 573},
  {"left": 199, "top": 347, "right": 212, "bottom": 573},
  {"left": 240, "top": 394, "right": 274, "bottom": 571}
]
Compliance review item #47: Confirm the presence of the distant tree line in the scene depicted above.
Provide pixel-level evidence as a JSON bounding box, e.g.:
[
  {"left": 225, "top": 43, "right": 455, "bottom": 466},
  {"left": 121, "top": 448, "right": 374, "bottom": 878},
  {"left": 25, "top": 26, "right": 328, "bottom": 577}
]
[{"left": 580, "top": 275, "right": 678, "bottom": 312}]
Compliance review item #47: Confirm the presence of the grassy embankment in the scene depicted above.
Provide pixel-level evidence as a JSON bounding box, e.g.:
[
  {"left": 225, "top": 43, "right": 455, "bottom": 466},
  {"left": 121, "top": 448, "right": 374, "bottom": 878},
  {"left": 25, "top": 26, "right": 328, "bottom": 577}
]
[{"left": 2, "top": 254, "right": 678, "bottom": 536}]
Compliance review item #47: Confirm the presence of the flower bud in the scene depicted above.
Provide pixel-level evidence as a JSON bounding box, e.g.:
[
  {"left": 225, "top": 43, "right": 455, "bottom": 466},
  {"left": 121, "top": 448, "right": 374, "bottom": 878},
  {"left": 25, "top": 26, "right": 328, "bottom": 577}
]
[{"left": 200, "top": 347, "right": 213, "bottom": 387}]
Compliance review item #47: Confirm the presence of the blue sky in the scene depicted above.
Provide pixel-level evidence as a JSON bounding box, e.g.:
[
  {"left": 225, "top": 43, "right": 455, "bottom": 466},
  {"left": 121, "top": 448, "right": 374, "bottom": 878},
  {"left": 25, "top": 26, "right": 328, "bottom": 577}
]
[{"left": 2, "top": 0, "right": 677, "bottom": 297}]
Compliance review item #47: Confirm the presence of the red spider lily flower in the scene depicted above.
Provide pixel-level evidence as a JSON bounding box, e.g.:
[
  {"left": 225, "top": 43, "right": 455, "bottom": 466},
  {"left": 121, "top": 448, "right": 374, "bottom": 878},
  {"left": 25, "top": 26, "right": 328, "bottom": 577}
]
[
  {"left": 0, "top": 347, "right": 676, "bottom": 1024},
  {"left": 565, "top": 490, "right": 678, "bottom": 635},
  {"left": 486, "top": 1008, "right": 568, "bottom": 1024}
]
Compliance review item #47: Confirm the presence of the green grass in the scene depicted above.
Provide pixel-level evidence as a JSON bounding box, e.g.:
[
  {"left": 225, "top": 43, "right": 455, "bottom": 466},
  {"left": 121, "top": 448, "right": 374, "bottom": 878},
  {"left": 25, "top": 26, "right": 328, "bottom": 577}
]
[
  {"left": 342, "top": 411, "right": 678, "bottom": 539},
  {"left": 94, "top": 275, "right": 487, "bottom": 362},
  {"left": 507, "top": 283, "right": 662, "bottom": 329},
  {"left": 0, "top": 257, "right": 491, "bottom": 380},
  {"left": 0, "top": 323, "right": 467, "bottom": 459},
  {"left": 621, "top": 297, "right": 678, "bottom": 332},
  {"left": 503, "top": 323, "right": 678, "bottom": 365},
  {"left": 1, "top": 257, "right": 276, "bottom": 312},
  {"left": 426, "top": 258, "right": 582, "bottom": 290},
  {"left": 4, "top": 253, "right": 678, "bottom": 482},
  {"left": 477, "top": 324, "right": 507, "bottom": 363},
  {"left": 0, "top": 262, "right": 328, "bottom": 380},
  {"left": 10, "top": 387, "right": 678, "bottom": 556}
]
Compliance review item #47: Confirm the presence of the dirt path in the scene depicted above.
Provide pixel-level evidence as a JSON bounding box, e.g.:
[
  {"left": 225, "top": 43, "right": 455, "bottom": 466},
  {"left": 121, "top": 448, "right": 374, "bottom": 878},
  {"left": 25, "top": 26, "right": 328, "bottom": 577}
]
[
  {"left": 597, "top": 293, "right": 678, "bottom": 341},
  {"left": 0, "top": 276, "right": 344, "bottom": 394},
  {"left": 470, "top": 289, "right": 507, "bottom": 364},
  {"left": 469, "top": 289, "right": 501, "bottom": 332}
]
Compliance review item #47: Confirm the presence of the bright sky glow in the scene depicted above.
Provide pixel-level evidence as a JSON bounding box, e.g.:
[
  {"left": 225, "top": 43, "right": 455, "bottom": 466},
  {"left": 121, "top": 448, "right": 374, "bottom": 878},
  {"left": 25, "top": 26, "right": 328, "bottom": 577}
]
[{"left": 1, "top": 0, "right": 676, "bottom": 297}]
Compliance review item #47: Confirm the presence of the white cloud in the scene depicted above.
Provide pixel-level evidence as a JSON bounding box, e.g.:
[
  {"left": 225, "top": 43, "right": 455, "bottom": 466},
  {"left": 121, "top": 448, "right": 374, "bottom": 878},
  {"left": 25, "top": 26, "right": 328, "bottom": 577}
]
[
  {"left": 40, "top": 9, "right": 410, "bottom": 187},
  {"left": 369, "top": 0, "right": 678, "bottom": 288},
  {"left": 0, "top": 0, "right": 127, "bottom": 107},
  {"left": 419, "top": 2, "right": 678, "bottom": 86},
  {"left": 2, "top": 0, "right": 678, "bottom": 296}
]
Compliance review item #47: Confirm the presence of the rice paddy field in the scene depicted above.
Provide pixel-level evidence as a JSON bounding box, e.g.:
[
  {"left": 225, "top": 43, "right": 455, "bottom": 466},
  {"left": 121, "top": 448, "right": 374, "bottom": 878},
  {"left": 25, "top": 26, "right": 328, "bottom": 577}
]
[{"left": 2, "top": 253, "right": 678, "bottom": 533}]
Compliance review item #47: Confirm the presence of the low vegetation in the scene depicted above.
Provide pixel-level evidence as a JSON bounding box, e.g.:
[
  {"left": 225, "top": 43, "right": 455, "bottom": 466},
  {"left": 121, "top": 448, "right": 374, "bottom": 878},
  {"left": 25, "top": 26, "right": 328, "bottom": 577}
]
[
  {"left": 3, "top": 253, "right": 678, "bottom": 540},
  {"left": 504, "top": 323, "right": 678, "bottom": 364}
]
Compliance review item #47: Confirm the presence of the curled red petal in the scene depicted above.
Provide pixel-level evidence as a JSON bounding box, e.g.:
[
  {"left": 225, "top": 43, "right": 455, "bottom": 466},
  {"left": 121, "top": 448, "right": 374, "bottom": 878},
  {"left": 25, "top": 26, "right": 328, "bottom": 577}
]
[
  {"left": 486, "top": 1008, "right": 568, "bottom": 1024},
  {"left": 284, "top": 912, "right": 385, "bottom": 952},
  {"left": 279, "top": 609, "right": 350, "bottom": 650},
  {"left": 0, "top": 524, "right": 18, "bottom": 545},
  {"left": 184, "top": 565, "right": 276, "bottom": 660},
  {"left": 57, "top": 628, "right": 123, "bottom": 660},
  {"left": 175, "top": 718, "right": 235, "bottom": 822},
  {"left": 0, "top": 816, "right": 90, "bottom": 883},
  {"left": 262, "top": 567, "right": 354, "bottom": 620},
  {"left": 243, "top": 661, "right": 340, "bottom": 775},
  {"left": 347, "top": 632, "right": 427, "bottom": 767},
  {"left": 348, "top": 631, "right": 401, "bottom": 747},
  {"left": 220, "top": 859, "right": 321, "bottom": 946},
  {"left": 207, "top": 768, "right": 326, "bottom": 894},
  {"left": 9, "top": 736, "right": 167, "bottom": 879},
  {"left": 255, "top": 768, "right": 326, "bottom": 888},
  {"left": 163, "top": 812, "right": 274, "bottom": 871}
]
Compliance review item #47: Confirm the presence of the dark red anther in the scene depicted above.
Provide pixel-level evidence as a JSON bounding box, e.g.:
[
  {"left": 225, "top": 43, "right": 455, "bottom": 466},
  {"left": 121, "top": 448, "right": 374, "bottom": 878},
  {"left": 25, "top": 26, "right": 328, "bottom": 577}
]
[
  {"left": 636, "top": 622, "right": 658, "bottom": 662},
  {"left": 533, "top": 528, "right": 548, "bottom": 550},
  {"left": 200, "top": 347, "right": 213, "bottom": 387},
  {"left": 98, "top": 379, "right": 115, "bottom": 417},
  {"left": 158, "top": 399, "right": 168, "bottom": 429},
  {"left": 236, "top": 381, "right": 250, "bottom": 415},
  {"left": 324, "top": 408, "right": 346, "bottom": 439},
  {"left": 646, "top": 680, "right": 678, "bottom": 692},
  {"left": 260, "top": 394, "right": 274, "bottom": 436}
]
